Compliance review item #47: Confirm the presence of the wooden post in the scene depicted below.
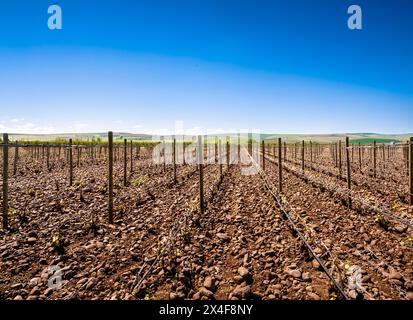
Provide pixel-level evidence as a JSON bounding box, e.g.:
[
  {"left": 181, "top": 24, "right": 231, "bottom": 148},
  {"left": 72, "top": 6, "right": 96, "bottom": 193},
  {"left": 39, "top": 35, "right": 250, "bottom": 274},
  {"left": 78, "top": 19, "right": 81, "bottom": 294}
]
[
  {"left": 407, "top": 140, "right": 410, "bottom": 175},
  {"left": 123, "top": 139, "right": 127, "bottom": 186},
  {"left": 130, "top": 140, "right": 133, "bottom": 175},
  {"left": 108, "top": 132, "right": 114, "bottom": 224},
  {"left": 2, "top": 134, "right": 9, "bottom": 230},
  {"left": 284, "top": 141, "right": 287, "bottom": 161},
  {"left": 338, "top": 140, "right": 342, "bottom": 179},
  {"left": 409, "top": 137, "right": 413, "bottom": 205},
  {"left": 173, "top": 137, "right": 177, "bottom": 184},
  {"left": 226, "top": 138, "right": 230, "bottom": 168},
  {"left": 301, "top": 140, "right": 305, "bottom": 173},
  {"left": 262, "top": 140, "right": 265, "bottom": 170},
  {"left": 238, "top": 133, "right": 241, "bottom": 163},
  {"left": 309, "top": 141, "right": 313, "bottom": 168},
  {"left": 198, "top": 135, "right": 204, "bottom": 215},
  {"left": 13, "top": 140, "right": 18, "bottom": 175},
  {"left": 215, "top": 136, "right": 218, "bottom": 164},
  {"left": 358, "top": 142, "right": 362, "bottom": 171},
  {"left": 346, "top": 137, "right": 352, "bottom": 208},
  {"left": 219, "top": 139, "right": 223, "bottom": 181},
  {"left": 278, "top": 138, "right": 283, "bottom": 193},
  {"left": 373, "top": 140, "right": 377, "bottom": 178},
  {"left": 69, "top": 139, "right": 73, "bottom": 186}
]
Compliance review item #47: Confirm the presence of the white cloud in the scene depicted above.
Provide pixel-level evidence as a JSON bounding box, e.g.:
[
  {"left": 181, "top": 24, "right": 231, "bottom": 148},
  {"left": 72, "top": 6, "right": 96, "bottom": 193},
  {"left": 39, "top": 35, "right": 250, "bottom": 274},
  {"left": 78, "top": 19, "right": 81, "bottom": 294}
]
[{"left": 0, "top": 119, "right": 56, "bottom": 134}]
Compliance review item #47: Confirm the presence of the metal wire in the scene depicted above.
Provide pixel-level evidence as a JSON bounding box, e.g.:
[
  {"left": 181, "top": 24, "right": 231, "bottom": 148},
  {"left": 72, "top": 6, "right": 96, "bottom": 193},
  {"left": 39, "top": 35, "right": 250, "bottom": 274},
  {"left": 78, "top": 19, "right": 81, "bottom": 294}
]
[
  {"left": 263, "top": 153, "right": 413, "bottom": 229},
  {"left": 248, "top": 151, "right": 349, "bottom": 300}
]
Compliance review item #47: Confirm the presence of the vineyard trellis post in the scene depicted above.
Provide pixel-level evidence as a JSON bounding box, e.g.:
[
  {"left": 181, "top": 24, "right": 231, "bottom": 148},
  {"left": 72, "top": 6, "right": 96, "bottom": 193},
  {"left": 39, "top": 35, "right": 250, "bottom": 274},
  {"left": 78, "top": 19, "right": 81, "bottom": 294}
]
[
  {"left": 262, "top": 140, "right": 265, "bottom": 170},
  {"left": 406, "top": 140, "right": 409, "bottom": 176},
  {"left": 130, "top": 140, "right": 133, "bottom": 176},
  {"left": 310, "top": 140, "right": 313, "bottom": 169},
  {"left": 373, "top": 140, "right": 377, "bottom": 178},
  {"left": 409, "top": 137, "right": 413, "bottom": 205},
  {"left": 226, "top": 138, "right": 230, "bottom": 168},
  {"left": 198, "top": 135, "right": 204, "bottom": 215},
  {"left": 2, "top": 133, "right": 9, "bottom": 230},
  {"left": 219, "top": 139, "right": 223, "bottom": 181},
  {"left": 301, "top": 140, "right": 305, "bottom": 173},
  {"left": 338, "top": 140, "right": 342, "bottom": 179},
  {"left": 278, "top": 137, "right": 283, "bottom": 193},
  {"left": 214, "top": 136, "right": 218, "bottom": 164},
  {"left": 162, "top": 137, "right": 166, "bottom": 173},
  {"left": 69, "top": 139, "right": 73, "bottom": 186},
  {"left": 123, "top": 139, "right": 127, "bottom": 186},
  {"left": 108, "top": 131, "right": 114, "bottom": 224},
  {"left": 237, "top": 133, "right": 241, "bottom": 163},
  {"left": 346, "top": 137, "right": 352, "bottom": 208},
  {"left": 173, "top": 136, "right": 177, "bottom": 184}
]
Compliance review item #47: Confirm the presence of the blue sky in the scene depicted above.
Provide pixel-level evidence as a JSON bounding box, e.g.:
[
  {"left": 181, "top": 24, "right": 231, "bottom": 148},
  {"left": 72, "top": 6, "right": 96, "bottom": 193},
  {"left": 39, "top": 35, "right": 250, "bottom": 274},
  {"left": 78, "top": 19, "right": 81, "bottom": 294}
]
[{"left": 0, "top": 0, "right": 412, "bottom": 134}]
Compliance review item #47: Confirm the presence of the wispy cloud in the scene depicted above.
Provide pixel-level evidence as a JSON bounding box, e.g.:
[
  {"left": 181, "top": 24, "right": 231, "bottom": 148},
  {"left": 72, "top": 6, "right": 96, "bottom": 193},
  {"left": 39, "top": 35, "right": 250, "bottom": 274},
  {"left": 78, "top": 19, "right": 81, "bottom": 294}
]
[{"left": 0, "top": 118, "right": 56, "bottom": 134}]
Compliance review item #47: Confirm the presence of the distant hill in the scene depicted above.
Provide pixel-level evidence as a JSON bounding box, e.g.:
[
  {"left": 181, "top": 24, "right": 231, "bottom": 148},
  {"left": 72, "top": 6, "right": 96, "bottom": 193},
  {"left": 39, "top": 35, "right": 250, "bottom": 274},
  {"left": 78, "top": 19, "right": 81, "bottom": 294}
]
[
  {"left": 262, "top": 133, "right": 412, "bottom": 143},
  {"left": 3, "top": 132, "right": 412, "bottom": 143},
  {"left": 6, "top": 132, "right": 152, "bottom": 142}
]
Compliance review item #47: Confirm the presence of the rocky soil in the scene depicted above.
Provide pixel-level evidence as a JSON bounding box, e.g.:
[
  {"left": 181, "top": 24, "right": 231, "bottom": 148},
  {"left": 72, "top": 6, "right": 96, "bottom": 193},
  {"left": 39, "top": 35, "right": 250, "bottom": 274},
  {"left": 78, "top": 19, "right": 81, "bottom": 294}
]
[{"left": 0, "top": 145, "right": 412, "bottom": 300}]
